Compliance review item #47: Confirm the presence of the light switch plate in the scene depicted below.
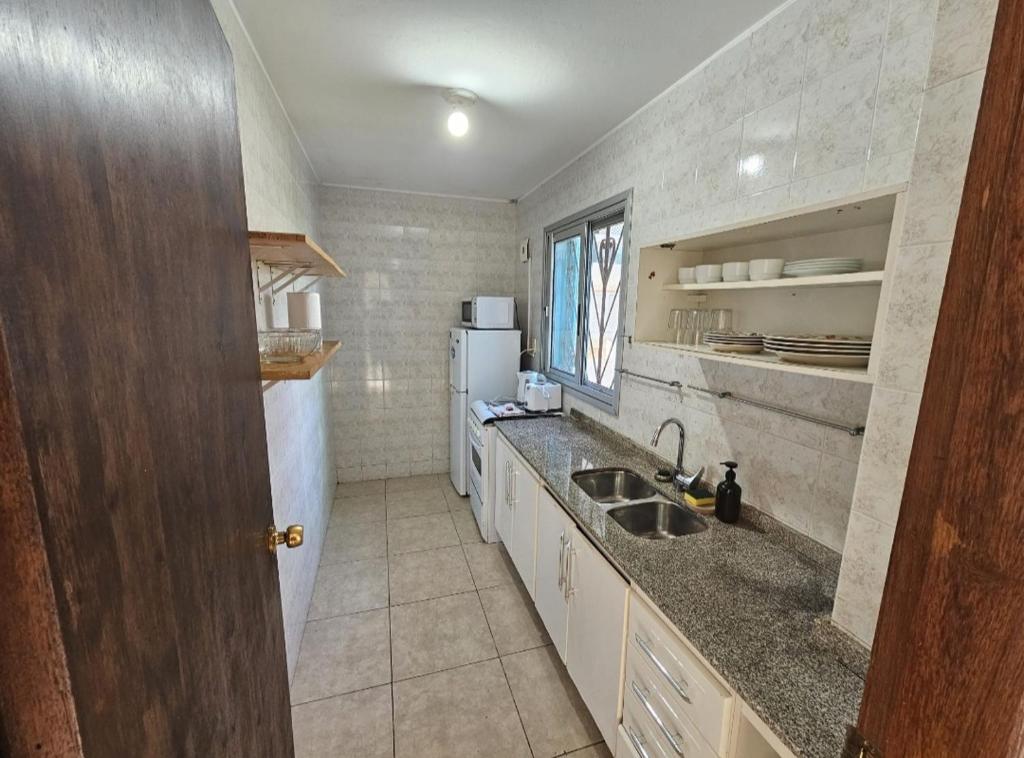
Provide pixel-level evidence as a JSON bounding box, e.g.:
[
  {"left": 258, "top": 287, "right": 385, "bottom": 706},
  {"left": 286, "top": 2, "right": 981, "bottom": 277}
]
[{"left": 519, "top": 238, "right": 530, "bottom": 262}]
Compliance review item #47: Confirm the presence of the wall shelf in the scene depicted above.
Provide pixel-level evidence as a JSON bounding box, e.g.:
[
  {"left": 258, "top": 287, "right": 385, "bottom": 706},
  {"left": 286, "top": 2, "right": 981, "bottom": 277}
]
[
  {"left": 248, "top": 231, "right": 346, "bottom": 279},
  {"left": 640, "top": 341, "right": 873, "bottom": 384},
  {"left": 663, "top": 270, "right": 884, "bottom": 292},
  {"left": 260, "top": 340, "right": 341, "bottom": 381}
]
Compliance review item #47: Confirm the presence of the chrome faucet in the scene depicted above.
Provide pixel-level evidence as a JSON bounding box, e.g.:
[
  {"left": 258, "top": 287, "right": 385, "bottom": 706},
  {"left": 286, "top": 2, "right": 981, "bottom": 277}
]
[{"left": 651, "top": 418, "right": 704, "bottom": 492}]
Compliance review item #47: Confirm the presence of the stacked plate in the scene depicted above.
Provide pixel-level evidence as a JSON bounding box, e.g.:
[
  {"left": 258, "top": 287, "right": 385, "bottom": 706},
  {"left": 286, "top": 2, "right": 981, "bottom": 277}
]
[
  {"left": 704, "top": 331, "right": 764, "bottom": 354},
  {"left": 763, "top": 334, "right": 871, "bottom": 367},
  {"left": 783, "top": 257, "right": 863, "bottom": 277}
]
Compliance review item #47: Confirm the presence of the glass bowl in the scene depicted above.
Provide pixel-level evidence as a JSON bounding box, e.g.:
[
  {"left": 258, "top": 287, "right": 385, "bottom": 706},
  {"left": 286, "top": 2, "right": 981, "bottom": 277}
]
[{"left": 258, "top": 329, "right": 323, "bottom": 363}]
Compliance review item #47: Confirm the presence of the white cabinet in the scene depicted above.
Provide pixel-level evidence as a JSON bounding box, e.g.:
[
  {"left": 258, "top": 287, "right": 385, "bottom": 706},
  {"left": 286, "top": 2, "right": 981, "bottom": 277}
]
[
  {"left": 494, "top": 434, "right": 539, "bottom": 598},
  {"left": 534, "top": 488, "right": 574, "bottom": 660},
  {"left": 508, "top": 454, "right": 539, "bottom": 596},
  {"left": 566, "top": 527, "right": 629, "bottom": 747},
  {"left": 494, "top": 435, "right": 514, "bottom": 545}
]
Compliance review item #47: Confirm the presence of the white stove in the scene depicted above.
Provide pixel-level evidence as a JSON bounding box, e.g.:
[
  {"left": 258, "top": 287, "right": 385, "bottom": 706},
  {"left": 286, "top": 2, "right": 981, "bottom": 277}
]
[{"left": 467, "top": 400, "right": 559, "bottom": 544}]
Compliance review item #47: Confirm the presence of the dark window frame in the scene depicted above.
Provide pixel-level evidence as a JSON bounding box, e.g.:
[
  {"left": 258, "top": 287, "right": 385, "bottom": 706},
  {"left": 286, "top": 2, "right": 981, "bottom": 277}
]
[{"left": 542, "top": 190, "right": 632, "bottom": 414}]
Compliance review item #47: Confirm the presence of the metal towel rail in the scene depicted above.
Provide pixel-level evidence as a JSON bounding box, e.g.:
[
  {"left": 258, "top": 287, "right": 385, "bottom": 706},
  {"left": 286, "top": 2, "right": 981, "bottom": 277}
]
[
  {"left": 616, "top": 368, "right": 865, "bottom": 436},
  {"left": 617, "top": 368, "right": 682, "bottom": 388}
]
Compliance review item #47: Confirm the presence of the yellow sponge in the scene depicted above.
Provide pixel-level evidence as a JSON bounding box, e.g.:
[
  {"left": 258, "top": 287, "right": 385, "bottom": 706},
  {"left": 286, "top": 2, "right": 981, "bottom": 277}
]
[{"left": 684, "top": 487, "right": 716, "bottom": 507}]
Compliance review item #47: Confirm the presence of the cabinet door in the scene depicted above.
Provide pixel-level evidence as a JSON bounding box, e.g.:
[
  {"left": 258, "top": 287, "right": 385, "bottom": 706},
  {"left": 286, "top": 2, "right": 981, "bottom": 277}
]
[
  {"left": 566, "top": 530, "right": 629, "bottom": 746},
  {"left": 508, "top": 455, "right": 539, "bottom": 597},
  {"left": 534, "top": 488, "right": 573, "bottom": 660},
  {"left": 494, "top": 435, "right": 514, "bottom": 545}
]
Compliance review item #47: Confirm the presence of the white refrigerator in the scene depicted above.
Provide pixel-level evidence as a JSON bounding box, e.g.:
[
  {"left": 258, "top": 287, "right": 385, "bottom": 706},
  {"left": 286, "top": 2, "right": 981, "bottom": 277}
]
[{"left": 449, "top": 327, "right": 521, "bottom": 495}]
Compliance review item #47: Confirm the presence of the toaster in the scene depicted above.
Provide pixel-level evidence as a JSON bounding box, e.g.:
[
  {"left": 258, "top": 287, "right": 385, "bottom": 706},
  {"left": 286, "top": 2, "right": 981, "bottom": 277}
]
[{"left": 524, "top": 380, "right": 562, "bottom": 412}]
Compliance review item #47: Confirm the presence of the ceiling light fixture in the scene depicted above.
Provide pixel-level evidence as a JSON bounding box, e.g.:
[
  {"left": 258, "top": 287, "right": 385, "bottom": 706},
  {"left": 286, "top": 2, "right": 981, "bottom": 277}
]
[{"left": 443, "top": 88, "right": 477, "bottom": 138}]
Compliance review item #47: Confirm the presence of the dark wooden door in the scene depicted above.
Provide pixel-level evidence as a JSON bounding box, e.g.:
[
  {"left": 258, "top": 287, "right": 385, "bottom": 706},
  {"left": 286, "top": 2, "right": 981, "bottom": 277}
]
[
  {"left": 849, "top": 1, "right": 1024, "bottom": 756},
  {"left": 0, "top": 1, "right": 293, "bottom": 756}
]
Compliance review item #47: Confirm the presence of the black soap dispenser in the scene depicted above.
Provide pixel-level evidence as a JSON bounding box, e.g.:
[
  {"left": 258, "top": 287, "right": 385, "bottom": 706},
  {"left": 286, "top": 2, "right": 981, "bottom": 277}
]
[{"left": 715, "top": 461, "right": 742, "bottom": 524}]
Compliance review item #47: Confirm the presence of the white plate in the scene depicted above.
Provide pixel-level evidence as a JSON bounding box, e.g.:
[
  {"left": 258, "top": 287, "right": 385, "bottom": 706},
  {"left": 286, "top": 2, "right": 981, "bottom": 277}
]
[
  {"left": 771, "top": 351, "right": 870, "bottom": 368},
  {"left": 784, "top": 257, "right": 863, "bottom": 266},
  {"left": 766, "top": 346, "right": 871, "bottom": 355},
  {"left": 782, "top": 270, "right": 864, "bottom": 278},
  {"left": 765, "top": 338, "right": 872, "bottom": 347},
  {"left": 783, "top": 268, "right": 863, "bottom": 276},
  {"left": 709, "top": 343, "right": 764, "bottom": 353},
  {"left": 765, "top": 339, "right": 871, "bottom": 349},
  {"left": 764, "top": 334, "right": 872, "bottom": 344}
]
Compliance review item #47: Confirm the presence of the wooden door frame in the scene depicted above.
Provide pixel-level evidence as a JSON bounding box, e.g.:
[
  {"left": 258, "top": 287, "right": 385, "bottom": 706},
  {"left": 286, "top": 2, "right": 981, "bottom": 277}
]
[{"left": 849, "top": 1, "right": 1024, "bottom": 754}]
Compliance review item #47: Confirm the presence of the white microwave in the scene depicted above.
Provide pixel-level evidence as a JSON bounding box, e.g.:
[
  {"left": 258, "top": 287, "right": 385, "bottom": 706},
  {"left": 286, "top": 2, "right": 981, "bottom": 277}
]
[{"left": 461, "top": 296, "right": 515, "bottom": 329}]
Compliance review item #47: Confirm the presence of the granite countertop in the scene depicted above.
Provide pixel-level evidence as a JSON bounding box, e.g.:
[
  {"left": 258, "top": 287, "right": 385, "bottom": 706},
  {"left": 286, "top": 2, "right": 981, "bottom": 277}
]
[{"left": 494, "top": 413, "right": 867, "bottom": 758}]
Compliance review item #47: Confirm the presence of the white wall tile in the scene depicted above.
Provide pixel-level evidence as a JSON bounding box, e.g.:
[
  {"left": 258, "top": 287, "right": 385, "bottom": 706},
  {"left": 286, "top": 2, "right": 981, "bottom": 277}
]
[
  {"left": 834, "top": 511, "right": 896, "bottom": 643},
  {"left": 795, "top": 55, "right": 881, "bottom": 180},
  {"left": 886, "top": 0, "right": 939, "bottom": 44},
  {"left": 900, "top": 70, "right": 986, "bottom": 246},
  {"left": 745, "top": 0, "right": 811, "bottom": 114},
  {"left": 870, "top": 29, "right": 934, "bottom": 159},
  {"left": 803, "top": 0, "right": 889, "bottom": 79},
  {"left": 874, "top": 242, "right": 952, "bottom": 393},
  {"left": 926, "top": 0, "right": 999, "bottom": 88},
  {"left": 739, "top": 93, "right": 801, "bottom": 196}
]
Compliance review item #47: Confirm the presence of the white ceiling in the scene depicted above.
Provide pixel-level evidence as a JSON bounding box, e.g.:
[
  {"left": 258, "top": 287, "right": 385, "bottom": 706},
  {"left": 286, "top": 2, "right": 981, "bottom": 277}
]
[{"left": 233, "top": 0, "right": 783, "bottom": 200}]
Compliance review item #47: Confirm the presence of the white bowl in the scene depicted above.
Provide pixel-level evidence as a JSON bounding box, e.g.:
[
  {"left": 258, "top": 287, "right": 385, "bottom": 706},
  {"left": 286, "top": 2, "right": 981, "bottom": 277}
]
[
  {"left": 749, "top": 258, "right": 785, "bottom": 281},
  {"left": 677, "top": 267, "right": 696, "bottom": 284},
  {"left": 722, "top": 261, "right": 749, "bottom": 282},
  {"left": 695, "top": 264, "right": 723, "bottom": 284}
]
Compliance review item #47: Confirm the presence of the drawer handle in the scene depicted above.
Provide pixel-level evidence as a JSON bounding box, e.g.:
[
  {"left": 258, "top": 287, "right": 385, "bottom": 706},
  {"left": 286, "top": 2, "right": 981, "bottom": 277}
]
[
  {"left": 627, "top": 726, "right": 651, "bottom": 758},
  {"left": 635, "top": 633, "right": 691, "bottom": 703},
  {"left": 631, "top": 680, "right": 686, "bottom": 757},
  {"left": 557, "top": 531, "right": 566, "bottom": 589}
]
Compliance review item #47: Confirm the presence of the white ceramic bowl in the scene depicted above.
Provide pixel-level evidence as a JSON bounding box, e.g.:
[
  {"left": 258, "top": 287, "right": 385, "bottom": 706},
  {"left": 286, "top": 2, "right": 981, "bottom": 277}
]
[
  {"left": 722, "top": 261, "right": 749, "bottom": 282},
  {"left": 677, "top": 267, "right": 696, "bottom": 284},
  {"left": 749, "top": 258, "right": 785, "bottom": 281},
  {"left": 695, "top": 264, "right": 723, "bottom": 284}
]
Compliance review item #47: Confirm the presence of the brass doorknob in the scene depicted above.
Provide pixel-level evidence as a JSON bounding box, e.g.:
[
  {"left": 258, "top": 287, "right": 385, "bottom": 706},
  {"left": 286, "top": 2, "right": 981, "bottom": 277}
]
[{"left": 267, "top": 524, "right": 304, "bottom": 554}]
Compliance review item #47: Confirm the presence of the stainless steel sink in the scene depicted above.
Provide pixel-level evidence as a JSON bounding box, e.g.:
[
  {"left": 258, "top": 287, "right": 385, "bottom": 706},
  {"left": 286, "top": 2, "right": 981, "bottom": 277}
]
[
  {"left": 606, "top": 500, "right": 708, "bottom": 539},
  {"left": 571, "top": 468, "right": 659, "bottom": 504}
]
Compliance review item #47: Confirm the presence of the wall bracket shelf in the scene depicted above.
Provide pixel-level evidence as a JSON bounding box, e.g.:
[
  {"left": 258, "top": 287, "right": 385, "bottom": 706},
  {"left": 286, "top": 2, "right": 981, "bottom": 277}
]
[
  {"left": 248, "top": 231, "right": 346, "bottom": 281},
  {"left": 260, "top": 340, "right": 341, "bottom": 381}
]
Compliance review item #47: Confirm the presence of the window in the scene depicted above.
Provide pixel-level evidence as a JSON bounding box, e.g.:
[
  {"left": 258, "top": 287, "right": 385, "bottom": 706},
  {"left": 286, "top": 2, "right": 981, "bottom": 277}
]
[{"left": 544, "top": 192, "right": 631, "bottom": 413}]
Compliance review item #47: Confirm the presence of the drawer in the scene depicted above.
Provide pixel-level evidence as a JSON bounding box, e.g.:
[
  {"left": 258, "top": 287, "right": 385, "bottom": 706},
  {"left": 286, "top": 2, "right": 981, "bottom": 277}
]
[
  {"left": 620, "top": 699, "right": 680, "bottom": 758},
  {"left": 628, "top": 595, "right": 732, "bottom": 752},
  {"left": 623, "top": 645, "right": 719, "bottom": 758}
]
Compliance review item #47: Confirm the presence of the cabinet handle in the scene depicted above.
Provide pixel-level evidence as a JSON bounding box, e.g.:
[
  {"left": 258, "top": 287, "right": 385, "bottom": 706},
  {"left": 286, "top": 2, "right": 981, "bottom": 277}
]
[
  {"left": 557, "top": 531, "right": 566, "bottom": 589},
  {"left": 630, "top": 681, "right": 686, "bottom": 757},
  {"left": 635, "top": 633, "right": 691, "bottom": 704},
  {"left": 627, "top": 726, "right": 651, "bottom": 758},
  {"left": 564, "top": 544, "right": 575, "bottom": 600},
  {"left": 506, "top": 462, "right": 512, "bottom": 508}
]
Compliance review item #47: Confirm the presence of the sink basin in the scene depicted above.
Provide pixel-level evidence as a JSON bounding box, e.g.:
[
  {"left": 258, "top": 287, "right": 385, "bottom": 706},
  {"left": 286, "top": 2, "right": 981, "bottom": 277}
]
[
  {"left": 572, "top": 468, "right": 659, "bottom": 504},
  {"left": 606, "top": 500, "right": 708, "bottom": 539}
]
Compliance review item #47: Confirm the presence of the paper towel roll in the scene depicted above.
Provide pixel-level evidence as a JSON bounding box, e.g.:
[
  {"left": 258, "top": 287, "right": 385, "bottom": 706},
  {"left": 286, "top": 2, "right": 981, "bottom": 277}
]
[{"left": 287, "top": 292, "right": 322, "bottom": 330}]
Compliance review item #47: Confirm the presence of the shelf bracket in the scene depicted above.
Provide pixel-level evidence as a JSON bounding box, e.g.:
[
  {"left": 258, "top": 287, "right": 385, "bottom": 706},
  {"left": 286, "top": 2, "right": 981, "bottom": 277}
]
[{"left": 255, "top": 261, "right": 318, "bottom": 295}]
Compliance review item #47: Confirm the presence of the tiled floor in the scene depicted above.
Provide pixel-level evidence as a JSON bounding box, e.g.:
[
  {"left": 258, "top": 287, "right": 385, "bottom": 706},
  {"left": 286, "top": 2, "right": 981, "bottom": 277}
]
[{"left": 290, "top": 474, "right": 611, "bottom": 758}]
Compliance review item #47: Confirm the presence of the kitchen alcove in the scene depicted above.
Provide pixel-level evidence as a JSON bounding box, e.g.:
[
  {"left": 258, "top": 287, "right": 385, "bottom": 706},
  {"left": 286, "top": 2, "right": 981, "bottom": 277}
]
[{"left": 634, "top": 184, "right": 908, "bottom": 384}]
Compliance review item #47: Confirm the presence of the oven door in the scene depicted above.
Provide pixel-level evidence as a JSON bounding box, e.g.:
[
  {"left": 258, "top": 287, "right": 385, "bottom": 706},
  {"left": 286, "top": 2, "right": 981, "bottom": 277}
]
[{"left": 468, "top": 422, "right": 485, "bottom": 497}]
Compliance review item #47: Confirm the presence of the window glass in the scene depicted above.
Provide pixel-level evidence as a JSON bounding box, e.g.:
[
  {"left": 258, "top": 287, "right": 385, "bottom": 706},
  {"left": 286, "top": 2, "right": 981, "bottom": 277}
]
[
  {"left": 584, "top": 218, "right": 623, "bottom": 390},
  {"left": 550, "top": 234, "right": 581, "bottom": 375}
]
